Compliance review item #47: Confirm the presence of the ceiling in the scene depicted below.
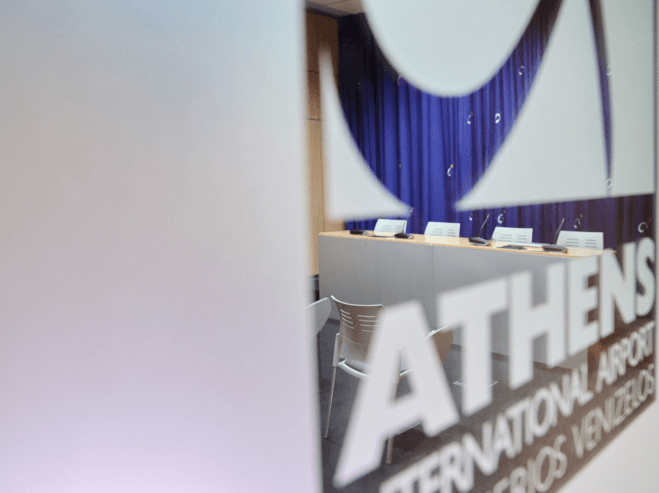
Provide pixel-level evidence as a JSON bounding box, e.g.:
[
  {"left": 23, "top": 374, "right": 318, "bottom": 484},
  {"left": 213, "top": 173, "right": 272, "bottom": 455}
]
[{"left": 306, "top": 0, "right": 363, "bottom": 16}]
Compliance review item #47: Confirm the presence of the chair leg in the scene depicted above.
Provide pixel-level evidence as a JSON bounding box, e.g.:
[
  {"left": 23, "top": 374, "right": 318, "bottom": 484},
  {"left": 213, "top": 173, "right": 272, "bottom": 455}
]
[
  {"left": 324, "top": 366, "right": 338, "bottom": 438},
  {"left": 316, "top": 333, "right": 322, "bottom": 390},
  {"left": 386, "top": 436, "right": 394, "bottom": 464}
]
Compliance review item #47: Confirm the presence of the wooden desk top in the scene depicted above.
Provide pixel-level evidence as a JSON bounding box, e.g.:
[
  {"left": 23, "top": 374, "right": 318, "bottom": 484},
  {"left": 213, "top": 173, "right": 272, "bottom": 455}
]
[{"left": 318, "top": 230, "right": 604, "bottom": 259}]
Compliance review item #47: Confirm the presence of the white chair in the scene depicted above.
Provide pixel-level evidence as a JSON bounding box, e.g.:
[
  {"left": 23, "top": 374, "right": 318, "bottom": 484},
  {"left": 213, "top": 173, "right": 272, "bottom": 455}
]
[
  {"left": 307, "top": 297, "right": 331, "bottom": 336},
  {"left": 557, "top": 231, "right": 603, "bottom": 250},
  {"left": 308, "top": 297, "right": 332, "bottom": 382},
  {"left": 492, "top": 226, "right": 533, "bottom": 244},
  {"left": 325, "top": 297, "right": 388, "bottom": 441},
  {"left": 374, "top": 219, "right": 407, "bottom": 234},
  {"left": 325, "top": 296, "right": 453, "bottom": 464},
  {"left": 424, "top": 221, "right": 461, "bottom": 237}
]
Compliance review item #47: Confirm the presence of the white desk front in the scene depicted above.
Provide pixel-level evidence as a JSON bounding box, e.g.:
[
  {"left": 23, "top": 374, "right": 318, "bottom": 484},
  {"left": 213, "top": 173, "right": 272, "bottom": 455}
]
[{"left": 318, "top": 231, "right": 602, "bottom": 359}]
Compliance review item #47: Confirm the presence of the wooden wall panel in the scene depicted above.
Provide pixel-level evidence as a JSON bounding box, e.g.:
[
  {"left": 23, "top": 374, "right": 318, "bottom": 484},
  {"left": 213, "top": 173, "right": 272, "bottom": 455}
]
[
  {"left": 306, "top": 11, "right": 344, "bottom": 275},
  {"left": 315, "top": 13, "right": 339, "bottom": 75},
  {"left": 307, "top": 120, "right": 324, "bottom": 275},
  {"left": 305, "top": 12, "right": 319, "bottom": 74},
  {"left": 307, "top": 71, "right": 320, "bottom": 120}
]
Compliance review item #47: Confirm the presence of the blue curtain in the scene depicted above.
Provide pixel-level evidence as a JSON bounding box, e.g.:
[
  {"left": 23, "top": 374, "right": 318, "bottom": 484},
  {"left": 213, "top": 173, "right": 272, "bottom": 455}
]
[{"left": 339, "top": 1, "right": 653, "bottom": 249}]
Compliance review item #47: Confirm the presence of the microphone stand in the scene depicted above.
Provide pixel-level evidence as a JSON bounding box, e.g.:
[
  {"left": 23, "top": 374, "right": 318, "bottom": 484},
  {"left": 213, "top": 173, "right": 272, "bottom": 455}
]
[
  {"left": 469, "top": 213, "right": 491, "bottom": 246},
  {"left": 542, "top": 217, "right": 568, "bottom": 253}
]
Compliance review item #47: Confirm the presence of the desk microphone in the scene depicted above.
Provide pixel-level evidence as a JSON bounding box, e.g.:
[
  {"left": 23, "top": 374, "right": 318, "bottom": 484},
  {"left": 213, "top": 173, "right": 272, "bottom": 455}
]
[
  {"left": 469, "top": 213, "right": 491, "bottom": 246},
  {"left": 542, "top": 217, "right": 567, "bottom": 253},
  {"left": 350, "top": 220, "right": 367, "bottom": 235},
  {"left": 394, "top": 207, "right": 414, "bottom": 239}
]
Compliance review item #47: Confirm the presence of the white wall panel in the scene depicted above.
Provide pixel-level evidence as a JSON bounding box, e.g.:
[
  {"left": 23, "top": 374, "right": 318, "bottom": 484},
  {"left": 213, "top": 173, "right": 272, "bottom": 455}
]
[{"left": 0, "top": 2, "right": 317, "bottom": 492}]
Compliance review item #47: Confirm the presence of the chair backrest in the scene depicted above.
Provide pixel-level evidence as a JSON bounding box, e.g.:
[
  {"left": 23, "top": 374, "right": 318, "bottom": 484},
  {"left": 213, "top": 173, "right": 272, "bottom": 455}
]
[
  {"left": 331, "top": 296, "right": 383, "bottom": 364},
  {"left": 556, "top": 231, "right": 603, "bottom": 250},
  {"left": 374, "top": 219, "right": 407, "bottom": 234},
  {"left": 307, "top": 297, "right": 331, "bottom": 336},
  {"left": 492, "top": 226, "right": 533, "bottom": 243},
  {"left": 424, "top": 221, "right": 460, "bottom": 237}
]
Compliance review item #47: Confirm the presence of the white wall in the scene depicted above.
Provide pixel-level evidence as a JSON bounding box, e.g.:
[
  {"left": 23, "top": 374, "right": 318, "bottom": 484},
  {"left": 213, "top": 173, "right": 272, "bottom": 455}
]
[{"left": 0, "top": 1, "right": 318, "bottom": 492}]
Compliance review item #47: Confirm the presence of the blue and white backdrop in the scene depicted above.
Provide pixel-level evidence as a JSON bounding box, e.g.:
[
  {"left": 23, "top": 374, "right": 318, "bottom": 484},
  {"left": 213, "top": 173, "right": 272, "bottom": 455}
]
[{"left": 335, "top": 0, "right": 653, "bottom": 249}]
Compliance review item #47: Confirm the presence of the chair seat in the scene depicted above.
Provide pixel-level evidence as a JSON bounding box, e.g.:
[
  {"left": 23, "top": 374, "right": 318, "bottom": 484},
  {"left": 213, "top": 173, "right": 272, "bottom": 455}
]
[
  {"left": 339, "top": 359, "right": 410, "bottom": 378},
  {"left": 341, "top": 359, "right": 368, "bottom": 375}
]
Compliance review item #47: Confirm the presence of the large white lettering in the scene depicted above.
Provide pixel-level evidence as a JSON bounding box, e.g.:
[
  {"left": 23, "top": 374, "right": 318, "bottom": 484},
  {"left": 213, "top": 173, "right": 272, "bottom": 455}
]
[
  {"left": 338, "top": 240, "right": 655, "bottom": 487},
  {"left": 439, "top": 278, "right": 508, "bottom": 415},
  {"left": 636, "top": 237, "right": 656, "bottom": 316},
  {"left": 600, "top": 243, "right": 636, "bottom": 337},
  {"left": 509, "top": 263, "right": 566, "bottom": 389},
  {"left": 568, "top": 256, "right": 599, "bottom": 355}
]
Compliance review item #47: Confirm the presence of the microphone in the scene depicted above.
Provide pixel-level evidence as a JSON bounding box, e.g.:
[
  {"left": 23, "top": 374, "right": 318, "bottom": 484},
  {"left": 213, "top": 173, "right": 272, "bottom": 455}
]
[
  {"left": 478, "top": 213, "right": 490, "bottom": 237},
  {"left": 469, "top": 213, "right": 491, "bottom": 246},
  {"left": 553, "top": 217, "right": 566, "bottom": 244},
  {"left": 542, "top": 217, "right": 568, "bottom": 253},
  {"left": 394, "top": 207, "right": 414, "bottom": 239},
  {"left": 350, "top": 219, "right": 367, "bottom": 235}
]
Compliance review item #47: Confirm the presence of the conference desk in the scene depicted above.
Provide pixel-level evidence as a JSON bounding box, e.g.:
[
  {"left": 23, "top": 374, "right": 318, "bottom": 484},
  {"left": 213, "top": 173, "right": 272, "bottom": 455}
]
[{"left": 318, "top": 231, "right": 603, "bottom": 359}]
